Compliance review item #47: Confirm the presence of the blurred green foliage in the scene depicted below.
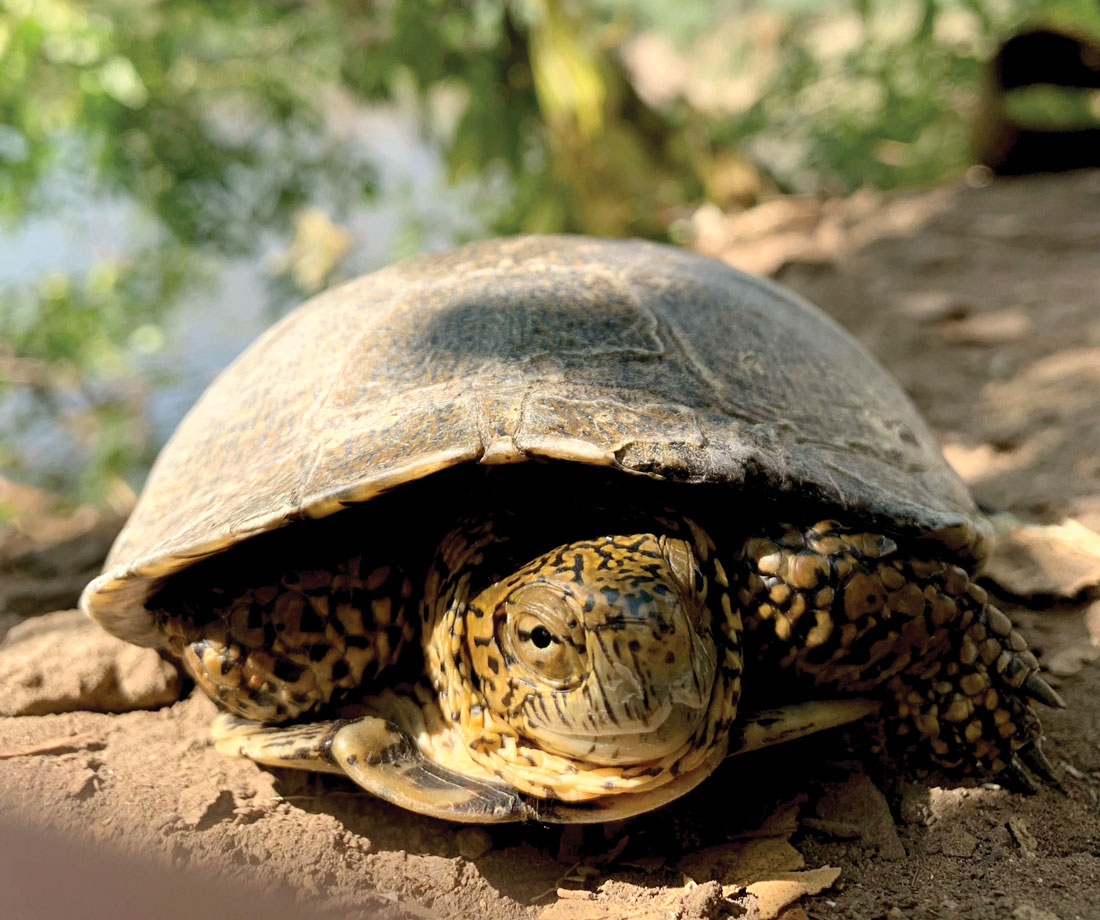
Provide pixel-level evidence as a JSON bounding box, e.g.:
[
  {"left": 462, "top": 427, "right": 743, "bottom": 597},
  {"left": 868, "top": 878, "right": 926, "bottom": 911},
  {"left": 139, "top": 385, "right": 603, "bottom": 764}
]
[{"left": 2, "top": 0, "right": 1099, "bottom": 505}]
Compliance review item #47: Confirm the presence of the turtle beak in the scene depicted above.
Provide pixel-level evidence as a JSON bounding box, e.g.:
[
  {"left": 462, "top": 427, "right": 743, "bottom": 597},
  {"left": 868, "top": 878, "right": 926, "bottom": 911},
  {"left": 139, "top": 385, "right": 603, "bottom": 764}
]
[
  {"left": 589, "top": 605, "right": 716, "bottom": 725},
  {"left": 521, "top": 592, "right": 716, "bottom": 765}
]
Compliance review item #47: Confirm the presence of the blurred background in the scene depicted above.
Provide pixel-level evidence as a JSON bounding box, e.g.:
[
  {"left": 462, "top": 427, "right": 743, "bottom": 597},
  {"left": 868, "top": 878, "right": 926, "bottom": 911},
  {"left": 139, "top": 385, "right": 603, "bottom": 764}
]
[{"left": 2, "top": 0, "right": 1099, "bottom": 515}]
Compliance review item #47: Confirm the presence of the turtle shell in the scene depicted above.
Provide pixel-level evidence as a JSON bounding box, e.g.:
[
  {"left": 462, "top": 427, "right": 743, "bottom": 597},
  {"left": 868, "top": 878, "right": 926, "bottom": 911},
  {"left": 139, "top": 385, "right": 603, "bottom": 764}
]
[{"left": 82, "top": 235, "right": 987, "bottom": 646}]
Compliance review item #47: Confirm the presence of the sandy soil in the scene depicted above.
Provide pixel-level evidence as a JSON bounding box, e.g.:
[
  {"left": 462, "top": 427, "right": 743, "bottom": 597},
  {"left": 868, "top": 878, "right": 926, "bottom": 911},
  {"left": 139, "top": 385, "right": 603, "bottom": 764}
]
[{"left": 2, "top": 171, "right": 1099, "bottom": 920}]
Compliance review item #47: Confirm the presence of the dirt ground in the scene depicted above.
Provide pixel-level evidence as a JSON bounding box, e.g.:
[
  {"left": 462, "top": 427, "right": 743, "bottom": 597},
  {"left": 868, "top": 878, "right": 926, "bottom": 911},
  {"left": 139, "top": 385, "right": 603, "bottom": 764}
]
[{"left": 2, "top": 170, "right": 1099, "bottom": 920}]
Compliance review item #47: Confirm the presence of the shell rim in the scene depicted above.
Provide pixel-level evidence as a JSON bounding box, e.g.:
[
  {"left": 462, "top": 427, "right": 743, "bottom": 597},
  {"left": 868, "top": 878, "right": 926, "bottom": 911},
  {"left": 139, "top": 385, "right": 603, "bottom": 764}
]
[{"left": 81, "top": 447, "right": 990, "bottom": 648}]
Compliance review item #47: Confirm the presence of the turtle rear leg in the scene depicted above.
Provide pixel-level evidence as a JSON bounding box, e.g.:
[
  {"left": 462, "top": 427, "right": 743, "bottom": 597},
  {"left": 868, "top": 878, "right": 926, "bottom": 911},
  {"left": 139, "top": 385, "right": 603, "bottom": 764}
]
[
  {"left": 155, "top": 556, "right": 416, "bottom": 722},
  {"left": 737, "top": 522, "right": 1063, "bottom": 783}
]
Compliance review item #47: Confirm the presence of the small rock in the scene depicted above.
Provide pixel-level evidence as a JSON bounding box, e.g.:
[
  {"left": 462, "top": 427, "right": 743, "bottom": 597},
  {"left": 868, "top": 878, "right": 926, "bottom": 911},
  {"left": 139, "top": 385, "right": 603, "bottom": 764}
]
[
  {"left": 65, "top": 768, "right": 99, "bottom": 800},
  {"left": 814, "top": 776, "right": 906, "bottom": 859},
  {"left": 898, "top": 784, "right": 932, "bottom": 826},
  {"left": 455, "top": 826, "right": 493, "bottom": 860},
  {"left": 0, "top": 610, "right": 180, "bottom": 716},
  {"left": 1007, "top": 815, "right": 1038, "bottom": 857},
  {"left": 940, "top": 828, "right": 979, "bottom": 859}
]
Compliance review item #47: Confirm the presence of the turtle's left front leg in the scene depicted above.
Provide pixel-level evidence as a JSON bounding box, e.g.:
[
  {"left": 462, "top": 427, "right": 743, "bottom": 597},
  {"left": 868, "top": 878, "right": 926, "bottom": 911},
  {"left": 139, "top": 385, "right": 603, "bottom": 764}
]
[{"left": 736, "top": 522, "right": 1063, "bottom": 785}]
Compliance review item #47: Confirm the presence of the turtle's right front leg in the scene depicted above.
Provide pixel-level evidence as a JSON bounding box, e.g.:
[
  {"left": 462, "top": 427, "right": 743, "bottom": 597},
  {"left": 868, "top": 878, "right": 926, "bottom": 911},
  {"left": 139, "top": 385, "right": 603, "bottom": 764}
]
[
  {"left": 735, "top": 522, "right": 1063, "bottom": 784},
  {"left": 155, "top": 556, "right": 415, "bottom": 722},
  {"left": 210, "top": 709, "right": 533, "bottom": 821}
]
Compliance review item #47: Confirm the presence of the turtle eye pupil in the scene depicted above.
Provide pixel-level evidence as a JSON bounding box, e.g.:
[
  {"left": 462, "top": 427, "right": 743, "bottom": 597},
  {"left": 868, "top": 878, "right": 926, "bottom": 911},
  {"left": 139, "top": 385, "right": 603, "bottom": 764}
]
[{"left": 531, "top": 625, "right": 553, "bottom": 649}]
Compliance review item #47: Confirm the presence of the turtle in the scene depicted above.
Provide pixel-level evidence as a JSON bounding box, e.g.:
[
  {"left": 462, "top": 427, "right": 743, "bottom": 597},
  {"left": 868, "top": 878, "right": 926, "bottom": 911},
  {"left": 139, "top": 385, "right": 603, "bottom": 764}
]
[{"left": 81, "top": 235, "right": 1063, "bottom": 823}]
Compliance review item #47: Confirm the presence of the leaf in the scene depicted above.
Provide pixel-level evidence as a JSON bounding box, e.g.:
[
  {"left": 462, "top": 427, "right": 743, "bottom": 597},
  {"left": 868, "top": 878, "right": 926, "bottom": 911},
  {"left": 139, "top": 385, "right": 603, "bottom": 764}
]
[{"left": 740, "top": 867, "right": 843, "bottom": 920}]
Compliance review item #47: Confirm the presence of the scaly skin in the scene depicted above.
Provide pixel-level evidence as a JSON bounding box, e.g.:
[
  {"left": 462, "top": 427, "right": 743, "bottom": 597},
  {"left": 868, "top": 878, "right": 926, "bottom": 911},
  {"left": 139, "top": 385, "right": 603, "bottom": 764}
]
[
  {"left": 155, "top": 555, "right": 416, "bottom": 722},
  {"left": 156, "top": 510, "right": 742, "bottom": 810},
  {"left": 154, "top": 512, "right": 1060, "bottom": 817},
  {"left": 738, "top": 520, "right": 1061, "bottom": 785},
  {"left": 422, "top": 515, "right": 742, "bottom": 802}
]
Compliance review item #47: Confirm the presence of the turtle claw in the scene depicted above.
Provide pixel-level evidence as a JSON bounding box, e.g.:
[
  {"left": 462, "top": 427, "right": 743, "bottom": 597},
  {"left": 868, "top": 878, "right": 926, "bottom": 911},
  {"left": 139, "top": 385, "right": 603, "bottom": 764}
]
[
  {"left": 1022, "top": 672, "right": 1065, "bottom": 709},
  {"left": 1017, "top": 740, "right": 1063, "bottom": 789},
  {"left": 1002, "top": 756, "right": 1040, "bottom": 794}
]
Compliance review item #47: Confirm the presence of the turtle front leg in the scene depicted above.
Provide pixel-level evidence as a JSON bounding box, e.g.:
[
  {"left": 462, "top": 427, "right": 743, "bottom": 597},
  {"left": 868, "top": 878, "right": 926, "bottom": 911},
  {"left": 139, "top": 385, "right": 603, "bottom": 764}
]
[
  {"left": 210, "top": 709, "right": 535, "bottom": 821},
  {"left": 154, "top": 555, "right": 416, "bottom": 722},
  {"left": 736, "top": 522, "right": 1063, "bottom": 785}
]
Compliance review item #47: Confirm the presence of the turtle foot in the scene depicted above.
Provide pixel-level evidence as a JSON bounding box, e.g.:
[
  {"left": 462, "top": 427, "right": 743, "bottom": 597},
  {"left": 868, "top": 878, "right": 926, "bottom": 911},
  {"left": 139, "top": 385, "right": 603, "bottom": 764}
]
[
  {"left": 210, "top": 711, "right": 535, "bottom": 822},
  {"left": 737, "top": 523, "right": 1060, "bottom": 788},
  {"left": 882, "top": 589, "right": 1061, "bottom": 787}
]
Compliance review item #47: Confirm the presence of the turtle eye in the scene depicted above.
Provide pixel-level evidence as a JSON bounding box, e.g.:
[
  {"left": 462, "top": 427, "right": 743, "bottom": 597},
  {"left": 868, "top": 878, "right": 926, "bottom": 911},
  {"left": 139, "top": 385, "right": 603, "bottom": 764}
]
[
  {"left": 502, "top": 584, "right": 584, "bottom": 686},
  {"left": 530, "top": 625, "right": 553, "bottom": 648},
  {"left": 511, "top": 613, "right": 579, "bottom": 683}
]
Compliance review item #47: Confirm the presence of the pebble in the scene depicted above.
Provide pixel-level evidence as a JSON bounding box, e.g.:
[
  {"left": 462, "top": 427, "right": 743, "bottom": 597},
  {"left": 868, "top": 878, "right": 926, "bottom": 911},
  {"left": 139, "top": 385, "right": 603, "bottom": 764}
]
[
  {"left": 1007, "top": 815, "right": 1038, "bottom": 857},
  {"left": 455, "top": 826, "right": 493, "bottom": 860},
  {"left": 814, "top": 776, "right": 906, "bottom": 859},
  {"left": 65, "top": 768, "right": 99, "bottom": 800},
  {"left": 898, "top": 783, "right": 932, "bottom": 826},
  {"left": 939, "top": 829, "right": 979, "bottom": 859}
]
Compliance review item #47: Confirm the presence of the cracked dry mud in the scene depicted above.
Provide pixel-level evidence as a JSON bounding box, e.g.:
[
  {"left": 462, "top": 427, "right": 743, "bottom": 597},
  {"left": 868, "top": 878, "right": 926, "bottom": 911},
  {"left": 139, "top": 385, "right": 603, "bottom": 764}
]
[{"left": 2, "top": 171, "right": 1099, "bottom": 920}]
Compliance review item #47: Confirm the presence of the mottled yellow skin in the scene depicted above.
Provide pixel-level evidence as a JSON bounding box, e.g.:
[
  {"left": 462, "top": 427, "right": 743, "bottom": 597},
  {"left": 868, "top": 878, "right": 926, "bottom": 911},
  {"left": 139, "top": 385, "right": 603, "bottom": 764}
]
[
  {"left": 165, "top": 511, "right": 1059, "bottom": 822},
  {"left": 83, "top": 236, "right": 1057, "bottom": 821},
  {"left": 176, "top": 511, "right": 745, "bottom": 820},
  {"left": 423, "top": 519, "right": 742, "bottom": 804}
]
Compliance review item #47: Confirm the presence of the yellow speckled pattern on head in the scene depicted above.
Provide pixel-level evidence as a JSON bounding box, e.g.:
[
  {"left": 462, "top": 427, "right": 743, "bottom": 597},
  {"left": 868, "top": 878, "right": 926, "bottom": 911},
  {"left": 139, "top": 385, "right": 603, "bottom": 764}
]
[{"left": 422, "top": 514, "right": 743, "bottom": 805}]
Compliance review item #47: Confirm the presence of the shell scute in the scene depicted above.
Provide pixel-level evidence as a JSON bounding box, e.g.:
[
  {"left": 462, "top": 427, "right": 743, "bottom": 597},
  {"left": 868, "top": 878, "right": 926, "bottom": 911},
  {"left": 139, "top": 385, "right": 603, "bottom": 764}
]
[{"left": 82, "top": 235, "right": 984, "bottom": 645}]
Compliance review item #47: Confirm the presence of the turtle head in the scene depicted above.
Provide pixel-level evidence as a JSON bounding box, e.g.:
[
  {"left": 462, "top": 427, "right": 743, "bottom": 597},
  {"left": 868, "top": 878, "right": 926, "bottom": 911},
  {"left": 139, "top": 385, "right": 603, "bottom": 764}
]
[
  {"left": 422, "top": 516, "right": 742, "bottom": 818},
  {"left": 468, "top": 532, "right": 720, "bottom": 765}
]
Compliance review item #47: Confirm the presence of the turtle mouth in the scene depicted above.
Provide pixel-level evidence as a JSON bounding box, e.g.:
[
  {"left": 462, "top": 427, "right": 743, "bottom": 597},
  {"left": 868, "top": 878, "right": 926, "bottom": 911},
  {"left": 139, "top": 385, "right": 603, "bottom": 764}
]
[
  {"left": 519, "top": 630, "right": 719, "bottom": 765},
  {"left": 529, "top": 698, "right": 710, "bottom": 765}
]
